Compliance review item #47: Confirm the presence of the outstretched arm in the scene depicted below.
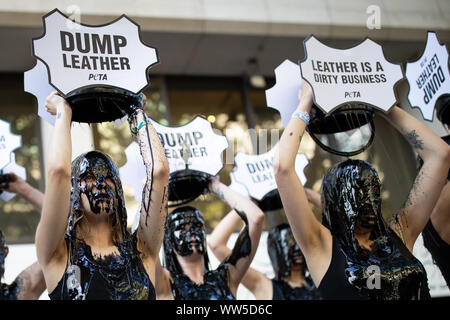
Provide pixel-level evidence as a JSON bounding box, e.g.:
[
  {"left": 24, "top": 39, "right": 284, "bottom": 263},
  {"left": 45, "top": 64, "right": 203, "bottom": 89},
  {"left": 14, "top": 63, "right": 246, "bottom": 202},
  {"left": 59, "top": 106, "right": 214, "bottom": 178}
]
[
  {"left": 384, "top": 106, "right": 450, "bottom": 251},
  {"left": 35, "top": 92, "right": 72, "bottom": 269},
  {"left": 208, "top": 209, "right": 271, "bottom": 299},
  {"left": 1, "top": 173, "right": 44, "bottom": 212},
  {"left": 273, "top": 81, "right": 332, "bottom": 286},
  {"left": 208, "top": 178, "right": 264, "bottom": 296},
  {"left": 129, "top": 95, "right": 170, "bottom": 268}
]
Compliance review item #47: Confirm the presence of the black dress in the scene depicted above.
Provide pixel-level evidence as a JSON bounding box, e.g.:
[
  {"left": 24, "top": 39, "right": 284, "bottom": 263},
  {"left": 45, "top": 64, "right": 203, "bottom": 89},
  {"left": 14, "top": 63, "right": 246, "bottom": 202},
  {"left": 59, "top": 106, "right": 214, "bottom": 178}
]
[{"left": 49, "top": 235, "right": 155, "bottom": 300}]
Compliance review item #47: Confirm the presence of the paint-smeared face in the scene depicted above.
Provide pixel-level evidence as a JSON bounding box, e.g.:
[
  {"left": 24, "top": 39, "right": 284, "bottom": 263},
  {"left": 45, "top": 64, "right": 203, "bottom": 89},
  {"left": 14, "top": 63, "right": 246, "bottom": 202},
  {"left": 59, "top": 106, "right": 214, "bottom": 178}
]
[
  {"left": 280, "top": 228, "right": 305, "bottom": 267},
  {"left": 170, "top": 211, "right": 206, "bottom": 256},
  {"left": 79, "top": 158, "right": 117, "bottom": 215},
  {"left": 322, "top": 160, "right": 382, "bottom": 237}
]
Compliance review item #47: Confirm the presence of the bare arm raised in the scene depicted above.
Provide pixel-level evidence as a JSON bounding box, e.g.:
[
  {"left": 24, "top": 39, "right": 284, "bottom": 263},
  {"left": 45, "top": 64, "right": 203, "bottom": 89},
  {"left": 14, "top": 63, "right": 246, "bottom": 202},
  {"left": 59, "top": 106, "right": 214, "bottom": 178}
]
[
  {"left": 384, "top": 107, "right": 450, "bottom": 251},
  {"left": 208, "top": 209, "right": 272, "bottom": 299},
  {"left": 35, "top": 92, "right": 72, "bottom": 271},
  {"left": 208, "top": 178, "right": 265, "bottom": 297},
  {"left": 273, "top": 81, "right": 332, "bottom": 286},
  {"left": 129, "top": 95, "right": 169, "bottom": 281}
]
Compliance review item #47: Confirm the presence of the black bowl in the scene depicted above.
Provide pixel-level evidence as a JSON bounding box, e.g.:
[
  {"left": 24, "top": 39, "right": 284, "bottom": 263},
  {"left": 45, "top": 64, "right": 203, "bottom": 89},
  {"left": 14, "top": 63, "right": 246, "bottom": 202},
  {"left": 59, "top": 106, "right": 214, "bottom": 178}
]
[
  {"left": 308, "top": 103, "right": 374, "bottom": 134},
  {"left": 306, "top": 103, "right": 375, "bottom": 157},
  {"left": 65, "top": 87, "right": 141, "bottom": 123},
  {"left": 257, "top": 189, "right": 283, "bottom": 211},
  {"left": 168, "top": 170, "right": 211, "bottom": 207}
]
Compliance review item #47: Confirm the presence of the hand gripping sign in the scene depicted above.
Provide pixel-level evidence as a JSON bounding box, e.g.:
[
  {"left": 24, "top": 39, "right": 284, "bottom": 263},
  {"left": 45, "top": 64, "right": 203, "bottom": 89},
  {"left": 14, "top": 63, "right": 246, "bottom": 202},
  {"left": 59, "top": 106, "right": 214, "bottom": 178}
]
[
  {"left": 32, "top": 9, "right": 159, "bottom": 96},
  {"left": 0, "top": 153, "right": 26, "bottom": 202},
  {"left": 299, "top": 35, "right": 404, "bottom": 114},
  {"left": 265, "top": 59, "right": 302, "bottom": 128},
  {"left": 0, "top": 119, "right": 22, "bottom": 170},
  {"left": 119, "top": 116, "right": 229, "bottom": 203},
  {"left": 405, "top": 32, "right": 450, "bottom": 121},
  {"left": 232, "top": 144, "right": 308, "bottom": 201}
]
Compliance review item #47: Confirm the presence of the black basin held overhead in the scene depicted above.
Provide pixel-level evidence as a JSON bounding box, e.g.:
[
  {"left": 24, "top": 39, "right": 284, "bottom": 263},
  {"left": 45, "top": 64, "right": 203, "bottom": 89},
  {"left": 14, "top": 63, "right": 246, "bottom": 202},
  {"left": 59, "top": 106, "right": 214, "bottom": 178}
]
[
  {"left": 65, "top": 86, "right": 142, "bottom": 123},
  {"left": 306, "top": 103, "right": 376, "bottom": 157},
  {"left": 168, "top": 169, "right": 211, "bottom": 207},
  {"left": 257, "top": 189, "right": 283, "bottom": 212}
]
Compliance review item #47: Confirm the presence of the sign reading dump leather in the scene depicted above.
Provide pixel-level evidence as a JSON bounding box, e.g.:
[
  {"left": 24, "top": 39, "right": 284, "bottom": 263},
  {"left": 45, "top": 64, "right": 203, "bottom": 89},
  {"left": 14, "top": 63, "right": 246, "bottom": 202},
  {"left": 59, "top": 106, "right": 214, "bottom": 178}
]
[
  {"left": 32, "top": 9, "right": 158, "bottom": 95},
  {"left": 405, "top": 32, "right": 450, "bottom": 121},
  {"left": 300, "top": 36, "right": 404, "bottom": 114}
]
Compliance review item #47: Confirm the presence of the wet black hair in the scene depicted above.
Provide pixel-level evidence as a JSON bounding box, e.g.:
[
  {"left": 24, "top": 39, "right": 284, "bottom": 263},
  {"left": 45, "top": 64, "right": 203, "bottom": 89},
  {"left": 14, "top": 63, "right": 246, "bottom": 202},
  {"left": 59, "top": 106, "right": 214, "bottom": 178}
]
[{"left": 267, "top": 223, "right": 305, "bottom": 280}]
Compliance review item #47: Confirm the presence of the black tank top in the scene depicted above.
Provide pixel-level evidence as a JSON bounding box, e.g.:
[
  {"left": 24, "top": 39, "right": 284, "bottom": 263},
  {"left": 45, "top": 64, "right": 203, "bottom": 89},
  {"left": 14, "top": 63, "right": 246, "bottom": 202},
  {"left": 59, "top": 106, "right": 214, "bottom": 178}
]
[
  {"left": 170, "top": 263, "right": 234, "bottom": 300},
  {"left": 49, "top": 236, "right": 155, "bottom": 300},
  {"left": 422, "top": 219, "right": 450, "bottom": 287},
  {"left": 271, "top": 277, "right": 321, "bottom": 300},
  {"left": 319, "top": 232, "right": 430, "bottom": 300},
  {"left": 0, "top": 282, "right": 19, "bottom": 300}
]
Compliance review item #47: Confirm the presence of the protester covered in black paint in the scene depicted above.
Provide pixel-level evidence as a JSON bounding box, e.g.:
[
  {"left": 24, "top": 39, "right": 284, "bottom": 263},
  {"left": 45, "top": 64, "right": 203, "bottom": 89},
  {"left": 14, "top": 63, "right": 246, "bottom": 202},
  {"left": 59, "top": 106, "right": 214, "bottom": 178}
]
[
  {"left": 36, "top": 92, "right": 169, "bottom": 300},
  {"left": 209, "top": 208, "right": 320, "bottom": 300},
  {"left": 0, "top": 173, "right": 46, "bottom": 300},
  {"left": 154, "top": 176, "right": 264, "bottom": 300},
  {"left": 420, "top": 94, "right": 450, "bottom": 287},
  {"left": 274, "top": 80, "right": 450, "bottom": 299}
]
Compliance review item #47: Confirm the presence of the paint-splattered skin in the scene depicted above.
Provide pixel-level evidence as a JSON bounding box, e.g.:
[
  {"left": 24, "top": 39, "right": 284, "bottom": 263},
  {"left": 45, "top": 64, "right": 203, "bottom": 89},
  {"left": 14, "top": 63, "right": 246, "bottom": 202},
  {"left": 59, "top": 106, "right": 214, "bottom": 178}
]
[{"left": 321, "top": 160, "right": 430, "bottom": 299}]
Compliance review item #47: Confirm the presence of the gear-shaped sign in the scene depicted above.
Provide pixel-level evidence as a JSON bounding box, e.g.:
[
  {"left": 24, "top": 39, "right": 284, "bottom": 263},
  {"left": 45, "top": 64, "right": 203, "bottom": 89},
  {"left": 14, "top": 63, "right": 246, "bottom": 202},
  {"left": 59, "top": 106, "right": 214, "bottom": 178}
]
[
  {"left": 24, "top": 59, "right": 128, "bottom": 127},
  {"left": 265, "top": 59, "right": 302, "bottom": 128},
  {"left": 232, "top": 143, "right": 308, "bottom": 201},
  {"left": 151, "top": 116, "right": 229, "bottom": 175},
  {"left": 300, "top": 35, "right": 403, "bottom": 114},
  {"left": 0, "top": 119, "right": 22, "bottom": 170},
  {"left": 228, "top": 171, "right": 249, "bottom": 197},
  {"left": 119, "top": 116, "right": 229, "bottom": 201},
  {"left": 405, "top": 32, "right": 450, "bottom": 121},
  {"left": 32, "top": 9, "right": 159, "bottom": 95},
  {"left": 0, "top": 153, "right": 27, "bottom": 202}
]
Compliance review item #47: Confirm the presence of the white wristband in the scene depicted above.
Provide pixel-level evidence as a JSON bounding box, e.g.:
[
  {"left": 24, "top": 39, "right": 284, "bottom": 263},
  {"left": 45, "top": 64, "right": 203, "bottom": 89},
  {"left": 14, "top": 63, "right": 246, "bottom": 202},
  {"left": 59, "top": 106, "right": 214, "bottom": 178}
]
[{"left": 291, "top": 110, "right": 310, "bottom": 125}]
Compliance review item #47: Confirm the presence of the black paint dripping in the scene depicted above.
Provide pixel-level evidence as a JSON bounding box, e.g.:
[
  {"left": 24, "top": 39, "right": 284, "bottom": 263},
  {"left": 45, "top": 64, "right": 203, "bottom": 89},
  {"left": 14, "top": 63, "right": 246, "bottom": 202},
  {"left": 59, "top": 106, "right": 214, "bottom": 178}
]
[
  {"left": 163, "top": 206, "right": 252, "bottom": 299},
  {"left": 267, "top": 224, "right": 306, "bottom": 280},
  {"left": 163, "top": 206, "right": 209, "bottom": 277},
  {"left": 321, "top": 159, "right": 430, "bottom": 300},
  {"left": 53, "top": 151, "right": 156, "bottom": 300},
  {"left": 70, "top": 151, "right": 127, "bottom": 240},
  {"left": 140, "top": 112, "right": 155, "bottom": 227},
  {"left": 224, "top": 209, "right": 251, "bottom": 267},
  {"left": 49, "top": 235, "right": 155, "bottom": 300}
]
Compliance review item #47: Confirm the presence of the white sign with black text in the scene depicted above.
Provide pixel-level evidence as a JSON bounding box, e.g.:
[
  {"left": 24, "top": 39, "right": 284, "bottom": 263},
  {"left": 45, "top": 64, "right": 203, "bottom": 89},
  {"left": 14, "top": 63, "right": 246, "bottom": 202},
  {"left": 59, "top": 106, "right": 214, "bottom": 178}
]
[
  {"left": 0, "top": 119, "right": 22, "bottom": 170},
  {"left": 233, "top": 145, "right": 308, "bottom": 201},
  {"left": 32, "top": 9, "right": 159, "bottom": 95},
  {"left": 151, "top": 116, "right": 229, "bottom": 175},
  {"left": 300, "top": 36, "right": 403, "bottom": 114},
  {"left": 405, "top": 32, "right": 450, "bottom": 121}
]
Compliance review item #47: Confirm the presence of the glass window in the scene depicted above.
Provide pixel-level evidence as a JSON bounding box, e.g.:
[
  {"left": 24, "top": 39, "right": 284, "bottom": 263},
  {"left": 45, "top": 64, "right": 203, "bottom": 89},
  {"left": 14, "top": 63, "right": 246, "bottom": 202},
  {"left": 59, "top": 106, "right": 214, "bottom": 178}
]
[{"left": 0, "top": 74, "right": 44, "bottom": 244}]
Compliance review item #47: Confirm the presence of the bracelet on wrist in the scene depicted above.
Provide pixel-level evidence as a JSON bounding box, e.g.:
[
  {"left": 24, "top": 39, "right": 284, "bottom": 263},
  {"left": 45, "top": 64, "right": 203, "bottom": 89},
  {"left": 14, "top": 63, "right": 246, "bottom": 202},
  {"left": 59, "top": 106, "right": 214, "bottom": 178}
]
[
  {"left": 291, "top": 110, "right": 310, "bottom": 125},
  {"left": 130, "top": 119, "right": 152, "bottom": 135}
]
